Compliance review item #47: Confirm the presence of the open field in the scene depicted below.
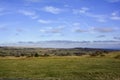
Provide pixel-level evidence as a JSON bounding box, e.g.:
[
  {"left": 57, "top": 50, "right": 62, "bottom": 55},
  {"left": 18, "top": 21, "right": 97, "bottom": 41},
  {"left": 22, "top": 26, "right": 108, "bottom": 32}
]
[{"left": 0, "top": 52, "right": 120, "bottom": 80}]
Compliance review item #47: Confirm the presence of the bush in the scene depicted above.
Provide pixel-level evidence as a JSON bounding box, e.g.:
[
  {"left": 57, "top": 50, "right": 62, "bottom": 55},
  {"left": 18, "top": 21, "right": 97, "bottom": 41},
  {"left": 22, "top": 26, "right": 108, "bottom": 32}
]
[
  {"left": 100, "top": 54, "right": 105, "bottom": 57},
  {"left": 103, "top": 50, "right": 109, "bottom": 54},
  {"left": 89, "top": 53, "right": 98, "bottom": 57},
  {"left": 20, "top": 53, "right": 25, "bottom": 56},
  {"left": 74, "top": 52, "right": 85, "bottom": 56},
  {"left": 14, "top": 53, "right": 21, "bottom": 57},
  {"left": 34, "top": 53, "right": 39, "bottom": 57},
  {"left": 114, "top": 55, "right": 120, "bottom": 59},
  {"left": 89, "top": 51, "right": 104, "bottom": 57},
  {"left": 0, "top": 54, "right": 6, "bottom": 57},
  {"left": 15, "top": 55, "right": 20, "bottom": 57},
  {"left": 42, "top": 53, "right": 49, "bottom": 57}
]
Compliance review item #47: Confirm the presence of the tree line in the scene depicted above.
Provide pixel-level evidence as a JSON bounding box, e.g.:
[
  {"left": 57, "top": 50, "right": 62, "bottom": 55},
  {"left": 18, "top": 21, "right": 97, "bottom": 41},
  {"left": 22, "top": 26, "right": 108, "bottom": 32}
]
[{"left": 0, "top": 47, "right": 110, "bottom": 57}]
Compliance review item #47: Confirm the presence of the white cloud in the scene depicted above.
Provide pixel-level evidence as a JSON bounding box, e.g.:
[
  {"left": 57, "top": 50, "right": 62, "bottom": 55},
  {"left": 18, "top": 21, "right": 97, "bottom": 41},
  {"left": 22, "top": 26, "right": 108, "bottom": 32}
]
[
  {"left": 31, "top": 15, "right": 39, "bottom": 19},
  {"left": 64, "top": 4, "right": 72, "bottom": 8},
  {"left": 106, "top": 0, "right": 120, "bottom": 2},
  {"left": 110, "top": 11, "right": 120, "bottom": 20},
  {"left": 73, "top": 26, "right": 89, "bottom": 33},
  {"left": 0, "top": 12, "right": 12, "bottom": 16},
  {"left": 73, "top": 7, "right": 89, "bottom": 14},
  {"left": 92, "top": 27, "right": 116, "bottom": 33},
  {"left": 24, "top": 0, "right": 41, "bottom": 3},
  {"left": 114, "top": 37, "right": 120, "bottom": 40},
  {"left": 19, "top": 10, "right": 38, "bottom": 19},
  {"left": 0, "top": 24, "right": 8, "bottom": 31},
  {"left": 0, "top": 8, "right": 4, "bottom": 12},
  {"left": 96, "top": 35, "right": 106, "bottom": 38},
  {"left": 111, "top": 16, "right": 120, "bottom": 20},
  {"left": 42, "top": 6, "right": 62, "bottom": 14},
  {"left": 40, "top": 26, "right": 64, "bottom": 33},
  {"left": 74, "top": 29, "right": 88, "bottom": 33},
  {"left": 40, "top": 28, "right": 61, "bottom": 33},
  {"left": 0, "top": 8, "right": 12, "bottom": 16},
  {"left": 87, "top": 13, "right": 107, "bottom": 22},
  {"left": 72, "top": 22, "right": 81, "bottom": 26},
  {"left": 74, "top": 26, "right": 117, "bottom": 33},
  {"left": 38, "top": 19, "right": 69, "bottom": 24},
  {"left": 73, "top": 7, "right": 107, "bottom": 22},
  {"left": 90, "top": 11, "right": 120, "bottom": 21},
  {"left": 19, "top": 10, "right": 35, "bottom": 16},
  {"left": 38, "top": 19, "right": 53, "bottom": 24},
  {"left": 16, "top": 29, "right": 24, "bottom": 32},
  {"left": 73, "top": 8, "right": 120, "bottom": 22},
  {"left": 111, "top": 12, "right": 117, "bottom": 16}
]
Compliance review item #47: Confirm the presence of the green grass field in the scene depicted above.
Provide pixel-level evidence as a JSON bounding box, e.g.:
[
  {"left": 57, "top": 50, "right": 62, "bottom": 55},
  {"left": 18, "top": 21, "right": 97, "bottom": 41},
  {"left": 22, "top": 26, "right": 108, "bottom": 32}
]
[{"left": 0, "top": 52, "right": 120, "bottom": 80}]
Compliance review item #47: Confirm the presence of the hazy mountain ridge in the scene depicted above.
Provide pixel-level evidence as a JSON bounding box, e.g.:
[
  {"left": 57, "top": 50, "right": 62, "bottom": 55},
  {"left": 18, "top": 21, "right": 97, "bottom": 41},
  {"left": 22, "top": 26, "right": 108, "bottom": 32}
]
[{"left": 0, "top": 40, "right": 120, "bottom": 49}]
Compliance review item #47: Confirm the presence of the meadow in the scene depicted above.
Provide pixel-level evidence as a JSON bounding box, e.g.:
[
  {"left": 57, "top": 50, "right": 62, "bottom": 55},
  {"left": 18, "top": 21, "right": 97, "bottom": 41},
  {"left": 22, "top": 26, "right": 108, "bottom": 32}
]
[{"left": 0, "top": 51, "right": 120, "bottom": 80}]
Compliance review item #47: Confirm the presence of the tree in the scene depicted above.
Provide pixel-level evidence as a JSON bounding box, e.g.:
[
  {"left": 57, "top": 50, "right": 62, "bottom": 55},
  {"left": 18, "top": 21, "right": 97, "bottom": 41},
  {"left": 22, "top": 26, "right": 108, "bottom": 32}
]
[{"left": 34, "top": 53, "right": 39, "bottom": 57}]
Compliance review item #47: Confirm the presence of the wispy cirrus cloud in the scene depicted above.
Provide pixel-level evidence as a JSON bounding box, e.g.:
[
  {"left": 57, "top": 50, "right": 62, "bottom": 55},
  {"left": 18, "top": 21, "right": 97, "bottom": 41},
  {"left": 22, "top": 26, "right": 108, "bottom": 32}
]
[
  {"left": 110, "top": 11, "right": 120, "bottom": 20},
  {"left": 0, "top": 8, "right": 4, "bottom": 12},
  {"left": 73, "top": 7, "right": 89, "bottom": 14},
  {"left": 73, "top": 7, "right": 120, "bottom": 22},
  {"left": 19, "top": 10, "right": 35, "bottom": 16},
  {"left": 114, "top": 37, "right": 120, "bottom": 40},
  {"left": 74, "top": 26, "right": 117, "bottom": 33},
  {"left": 96, "top": 35, "right": 106, "bottom": 38},
  {"left": 42, "top": 6, "right": 62, "bottom": 14},
  {"left": 74, "top": 28, "right": 88, "bottom": 33},
  {"left": 0, "top": 24, "right": 9, "bottom": 31},
  {"left": 92, "top": 27, "right": 116, "bottom": 33},
  {"left": 72, "top": 22, "right": 81, "bottom": 26},
  {"left": 23, "top": 0, "right": 42, "bottom": 7},
  {"left": 16, "top": 28, "right": 24, "bottom": 33},
  {"left": 38, "top": 19, "right": 53, "bottom": 24},
  {"left": 15, "top": 28, "right": 25, "bottom": 36},
  {"left": 105, "top": 0, "right": 120, "bottom": 3},
  {"left": 24, "top": 0, "right": 41, "bottom": 3},
  {"left": 40, "top": 26, "right": 64, "bottom": 34},
  {"left": 40, "top": 28, "right": 61, "bottom": 33},
  {"left": 0, "top": 26, "right": 7, "bottom": 31},
  {"left": 73, "top": 7, "right": 107, "bottom": 22},
  {"left": 86, "top": 13, "right": 107, "bottom": 22},
  {"left": 0, "top": 7, "right": 12, "bottom": 16},
  {"left": 18, "top": 10, "right": 39, "bottom": 19},
  {"left": 0, "top": 11, "right": 5, "bottom": 16}
]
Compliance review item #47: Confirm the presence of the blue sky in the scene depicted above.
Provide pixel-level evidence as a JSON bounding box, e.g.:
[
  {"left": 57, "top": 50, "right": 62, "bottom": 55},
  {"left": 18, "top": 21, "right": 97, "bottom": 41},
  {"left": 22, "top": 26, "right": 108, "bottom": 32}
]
[{"left": 0, "top": 0, "right": 120, "bottom": 48}]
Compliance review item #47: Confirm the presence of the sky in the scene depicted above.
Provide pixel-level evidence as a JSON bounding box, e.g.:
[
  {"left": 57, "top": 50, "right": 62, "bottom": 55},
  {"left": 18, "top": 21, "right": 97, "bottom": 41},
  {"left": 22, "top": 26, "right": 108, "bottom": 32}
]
[{"left": 0, "top": 0, "right": 120, "bottom": 48}]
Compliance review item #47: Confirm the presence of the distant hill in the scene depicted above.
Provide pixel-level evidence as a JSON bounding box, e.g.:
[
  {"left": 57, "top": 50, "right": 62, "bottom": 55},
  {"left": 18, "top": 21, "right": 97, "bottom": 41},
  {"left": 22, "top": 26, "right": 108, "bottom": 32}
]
[{"left": 0, "top": 40, "right": 120, "bottom": 50}]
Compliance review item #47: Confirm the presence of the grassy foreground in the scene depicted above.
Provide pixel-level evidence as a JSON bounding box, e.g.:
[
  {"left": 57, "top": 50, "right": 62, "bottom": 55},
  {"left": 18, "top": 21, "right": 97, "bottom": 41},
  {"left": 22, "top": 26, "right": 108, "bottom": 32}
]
[{"left": 0, "top": 52, "right": 120, "bottom": 80}]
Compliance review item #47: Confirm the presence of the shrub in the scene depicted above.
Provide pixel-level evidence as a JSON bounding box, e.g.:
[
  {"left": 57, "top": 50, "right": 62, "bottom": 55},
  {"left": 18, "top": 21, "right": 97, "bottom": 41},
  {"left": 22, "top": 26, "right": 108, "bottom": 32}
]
[
  {"left": 89, "top": 51, "right": 104, "bottom": 57},
  {"left": 42, "top": 53, "right": 49, "bottom": 57},
  {"left": 103, "top": 50, "right": 109, "bottom": 54},
  {"left": 20, "top": 53, "right": 25, "bottom": 56},
  {"left": 14, "top": 53, "right": 21, "bottom": 57},
  {"left": 0, "top": 54, "right": 6, "bottom": 57},
  {"left": 100, "top": 54, "right": 105, "bottom": 57},
  {"left": 34, "top": 53, "right": 39, "bottom": 57},
  {"left": 26, "top": 55, "right": 32, "bottom": 58},
  {"left": 74, "top": 52, "right": 85, "bottom": 56},
  {"left": 89, "top": 53, "right": 98, "bottom": 57},
  {"left": 114, "top": 55, "right": 120, "bottom": 59},
  {"left": 15, "top": 55, "right": 20, "bottom": 57}
]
